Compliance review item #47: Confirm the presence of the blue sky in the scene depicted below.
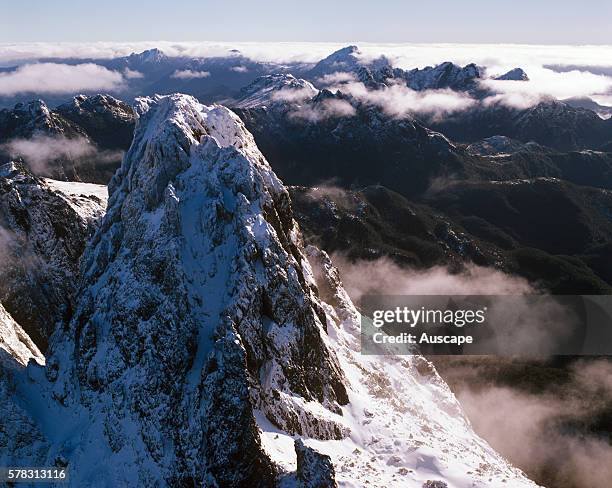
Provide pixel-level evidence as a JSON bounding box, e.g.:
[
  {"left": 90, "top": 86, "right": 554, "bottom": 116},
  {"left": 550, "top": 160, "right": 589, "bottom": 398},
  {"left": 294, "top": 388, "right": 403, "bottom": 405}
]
[{"left": 1, "top": 0, "right": 611, "bottom": 44}]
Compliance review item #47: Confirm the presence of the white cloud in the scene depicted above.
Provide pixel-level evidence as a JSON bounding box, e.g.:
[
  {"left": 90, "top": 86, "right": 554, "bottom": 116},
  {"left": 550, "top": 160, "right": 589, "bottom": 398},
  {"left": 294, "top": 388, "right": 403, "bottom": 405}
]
[
  {"left": 337, "top": 81, "right": 477, "bottom": 119},
  {"left": 481, "top": 68, "right": 612, "bottom": 109},
  {"left": 2, "top": 43, "right": 612, "bottom": 110},
  {"left": 230, "top": 65, "right": 249, "bottom": 73},
  {"left": 289, "top": 98, "right": 356, "bottom": 122},
  {"left": 0, "top": 63, "right": 125, "bottom": 96},
  {"left": 270, "top": 87, "right": 317, "bottom": 103},
  {"left": 3, "top": 42, "right": 612, "bottom": 70},
  {"left": 170, "top": 69, "right": 210, "bottom": 79},
  {"left": 316, "top": 71, "right": 357, "bottom": 86},
  {"left": 1, "top": 135, "right": 123, "bottom": 175},
  {"left": 333, "top": 256, "right": 533, "bottom": 302},
  {"left": 123, "top": 68, "right": 144, "bottom": 79}
]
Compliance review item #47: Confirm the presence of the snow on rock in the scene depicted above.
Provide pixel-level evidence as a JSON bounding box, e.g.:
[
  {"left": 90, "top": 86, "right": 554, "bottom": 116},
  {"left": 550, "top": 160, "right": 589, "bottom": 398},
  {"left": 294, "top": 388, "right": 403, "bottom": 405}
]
[
  {"left": 495, "top": 68, "right": 529, "bottom": 81},
  {"left": 233, "top": 73, "right": 318, "bottom": 109},
  {"left": 270, "top": 246, "right": 540, "bottom": 488},
  {"left": 44, "top": 178, "right": 108, "bottom": 222},
  {"left": 404, "top": 62, "right": 482, "bottom": 91},
  {"left": 0, "top": 162, "right": 105, "bottom": 350},
  {"left": 309, "top": 46, "right": 392, "bottom": 81},
  {"left": 0, "top": 302, "right": 44, "bottom": 368},
  {"left": 1, "top": 94, "right": 540, "bottom": 488}
]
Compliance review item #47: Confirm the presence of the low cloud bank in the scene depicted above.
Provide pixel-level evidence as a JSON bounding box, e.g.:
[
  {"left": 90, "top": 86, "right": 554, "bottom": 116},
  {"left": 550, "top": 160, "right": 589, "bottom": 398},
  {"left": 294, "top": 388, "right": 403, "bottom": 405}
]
[
  {"left": 337, "top": 80, "right": 477, "bottom": 119},
  {"left": 332, "top": 256, "right": 534, "bottom": 302},
  {"left": 1, "top": 135, "right": 123, "bottom": 175},
  {"left": 481, "top": 67, "right": 612, "bottom": 109},
  {"left": 3, "top": 42, "right": 612, "bottom": 70},
  {"left": 270, "top": 87, "right": 318, "bottom": 103},
  {"left": 289, "top": 98, "right": 356, "bottom": 122},
  {"left": 333, "top": 254, "right": 612, "bottom": 487},
  {"left": 0, "top": 63, "right": 125, "bottom": 96},
  {"left": 320, "top": 70, "right": 612, "bottom": 117},
  {"left": 170, "top": 69, "right": 210, "bottom": 79},
  {"left": 453, "top": 359, "right": 612, "bottom": 488}
]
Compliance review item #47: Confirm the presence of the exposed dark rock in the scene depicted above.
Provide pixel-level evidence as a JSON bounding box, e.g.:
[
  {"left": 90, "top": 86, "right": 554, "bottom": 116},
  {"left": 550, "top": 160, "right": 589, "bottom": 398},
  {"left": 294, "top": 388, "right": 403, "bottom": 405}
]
[{"left": 295, "top": 439, "right": 338, "bottom": 488}]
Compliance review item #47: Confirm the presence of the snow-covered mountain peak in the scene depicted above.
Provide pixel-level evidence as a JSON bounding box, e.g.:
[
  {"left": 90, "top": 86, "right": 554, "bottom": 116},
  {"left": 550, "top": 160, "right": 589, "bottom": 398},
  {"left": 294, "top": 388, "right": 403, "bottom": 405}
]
[
  {"left": 128, "top": 47, "right": 166, "bottom": 64},
  {"left": 495, "top": 67, "right": 529, "bottom": 81},
  {"left": 233, "top": 73, "right": 318, "bottom": 108},
  {"left": 10, "top": 99, "right": 53, "bottom": 127},
  {"left": 60, "top": 93, "right": 132, "bottom": 118},
  {"left": 33, "top": 93, "right": 350, "bottom": 485},
  {"left": 405, "top": 61, "right": 483, "bottom": 91},
  {"left": 310, "top": 45, "right": 392, "bottom": 79}
]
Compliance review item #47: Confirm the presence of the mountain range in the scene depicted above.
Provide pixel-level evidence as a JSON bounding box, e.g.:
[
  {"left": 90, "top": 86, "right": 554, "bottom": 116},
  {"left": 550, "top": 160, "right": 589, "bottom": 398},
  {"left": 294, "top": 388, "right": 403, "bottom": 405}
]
[{"left": 1, "top": 44, "right": 612, "bottom": 488}]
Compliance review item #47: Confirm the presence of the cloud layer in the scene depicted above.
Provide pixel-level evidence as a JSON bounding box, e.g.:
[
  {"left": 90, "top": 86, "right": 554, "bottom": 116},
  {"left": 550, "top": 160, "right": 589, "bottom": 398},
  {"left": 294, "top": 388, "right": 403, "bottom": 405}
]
[
  {"left": 289, "top": 98, "right": 356, "bottom": 122},
  {"left": 0, "top": 63, "right": 125, "bottom": 96},
  {"left": 1, "top": 135, "right": 123, "bottom": 175},
  {"left": 450, "top": 359, "right": 612, "bottom": 488},
  {"left": 170, "top": 69, "right": 210, "bottom": 79},
  {"left": 1, "top": 43, "right": 611, "bottom": 111},
  {"left": 334, "top": 80, "right": 477, "bottom": 118}
]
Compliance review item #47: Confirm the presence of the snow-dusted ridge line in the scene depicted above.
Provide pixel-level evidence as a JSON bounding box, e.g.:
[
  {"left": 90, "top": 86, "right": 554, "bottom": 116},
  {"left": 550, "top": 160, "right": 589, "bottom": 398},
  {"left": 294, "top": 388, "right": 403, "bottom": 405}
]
[
  {"left": 0, "top": 303, "right": 44, "bottom": 368},
  {"left": 2, "top": 94, "right": 539, "bottom": 487}
]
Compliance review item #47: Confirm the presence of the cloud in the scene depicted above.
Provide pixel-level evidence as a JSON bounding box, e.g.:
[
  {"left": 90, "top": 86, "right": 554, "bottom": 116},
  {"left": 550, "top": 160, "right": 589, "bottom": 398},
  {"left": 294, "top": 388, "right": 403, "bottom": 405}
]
[
  {"left": 332, "top": 256, "right": 534, "bottom": 303},
  {"left": 230, "top": 65, "right": 249, "bottom": 73},
  {"left": 288, "top": 98, "right": 356, "bottom": 122},
  {"left": 123, "top": 68, "right": 144, "bottom": 79},
  {"left": 270, "top": 87, "right": 317, "bottom": 103},
  {"left": 336, "top": 81, "right": 477, "bottom": 119},
  {"left": 304, "top": 183, "right": 359, "bottom": 211},
  {"left": 1, "top": 135, "right": 123, "bottom": 175},
  {"left": 0, "top": 63, "right": 125, "bottom": 96},
  {"left": 481, "top": 68, "right": 612, "bottom": 109},
  {"left": 4, "top": 42, "right": 612, "bottom": 70},
  {"left": 316, "top": 71, "right": 357, "bottom": 86},
  {"left": 448, "top": 359, "right": 612, "bottom": 488},
  {"left": 2, "top": 43, "right": 612, "bottom": 110},
  {"left": 170, "top": 69, "right": 210, "bottom": 79}
]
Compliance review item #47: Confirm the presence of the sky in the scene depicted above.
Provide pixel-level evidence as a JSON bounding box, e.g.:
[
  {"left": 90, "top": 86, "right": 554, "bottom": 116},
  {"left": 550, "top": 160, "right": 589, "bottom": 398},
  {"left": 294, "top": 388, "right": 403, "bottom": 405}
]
[{"left": 1, "top": 0, "right": 612, "bottom": 44}]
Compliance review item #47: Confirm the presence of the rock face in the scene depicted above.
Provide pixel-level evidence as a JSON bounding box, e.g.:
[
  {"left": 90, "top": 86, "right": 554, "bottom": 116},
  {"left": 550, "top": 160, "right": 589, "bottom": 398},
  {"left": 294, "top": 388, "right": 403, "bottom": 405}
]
[
  {"left": 236, "top": 91, "right": 465, "bottom": 197},
  {"left": 0, "top": 98, "right": 131, "bottom": 183},
  {"left": 430, "top": 98, "right": 612, "bottom": 151},
  {"left": 294, "top": 439, "right": 337, "bottom": 488},
  {"left": 404, "top": 62, "right": 483, "bottom": 91},
  {"left": 56, "top": 94, "right": 136, "bottom": 151},
  {"left": 0, "top": 100, "right": 85, "bottom": 142},
  {"left": 1, "top": 94, "right": 540, "bottom": 488},
  {"left": 466, "top": 135, "right": 545, "bottom": 155},
  {"left": 0, "top": 161, "right": 105, "bottom": 350}
]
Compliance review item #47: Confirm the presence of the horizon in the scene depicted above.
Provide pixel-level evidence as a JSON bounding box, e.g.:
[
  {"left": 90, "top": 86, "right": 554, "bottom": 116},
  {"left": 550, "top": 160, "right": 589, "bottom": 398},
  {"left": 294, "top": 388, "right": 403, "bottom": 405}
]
[{"left": 2, "top": 41, "right": 612, "bottom": 108}]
